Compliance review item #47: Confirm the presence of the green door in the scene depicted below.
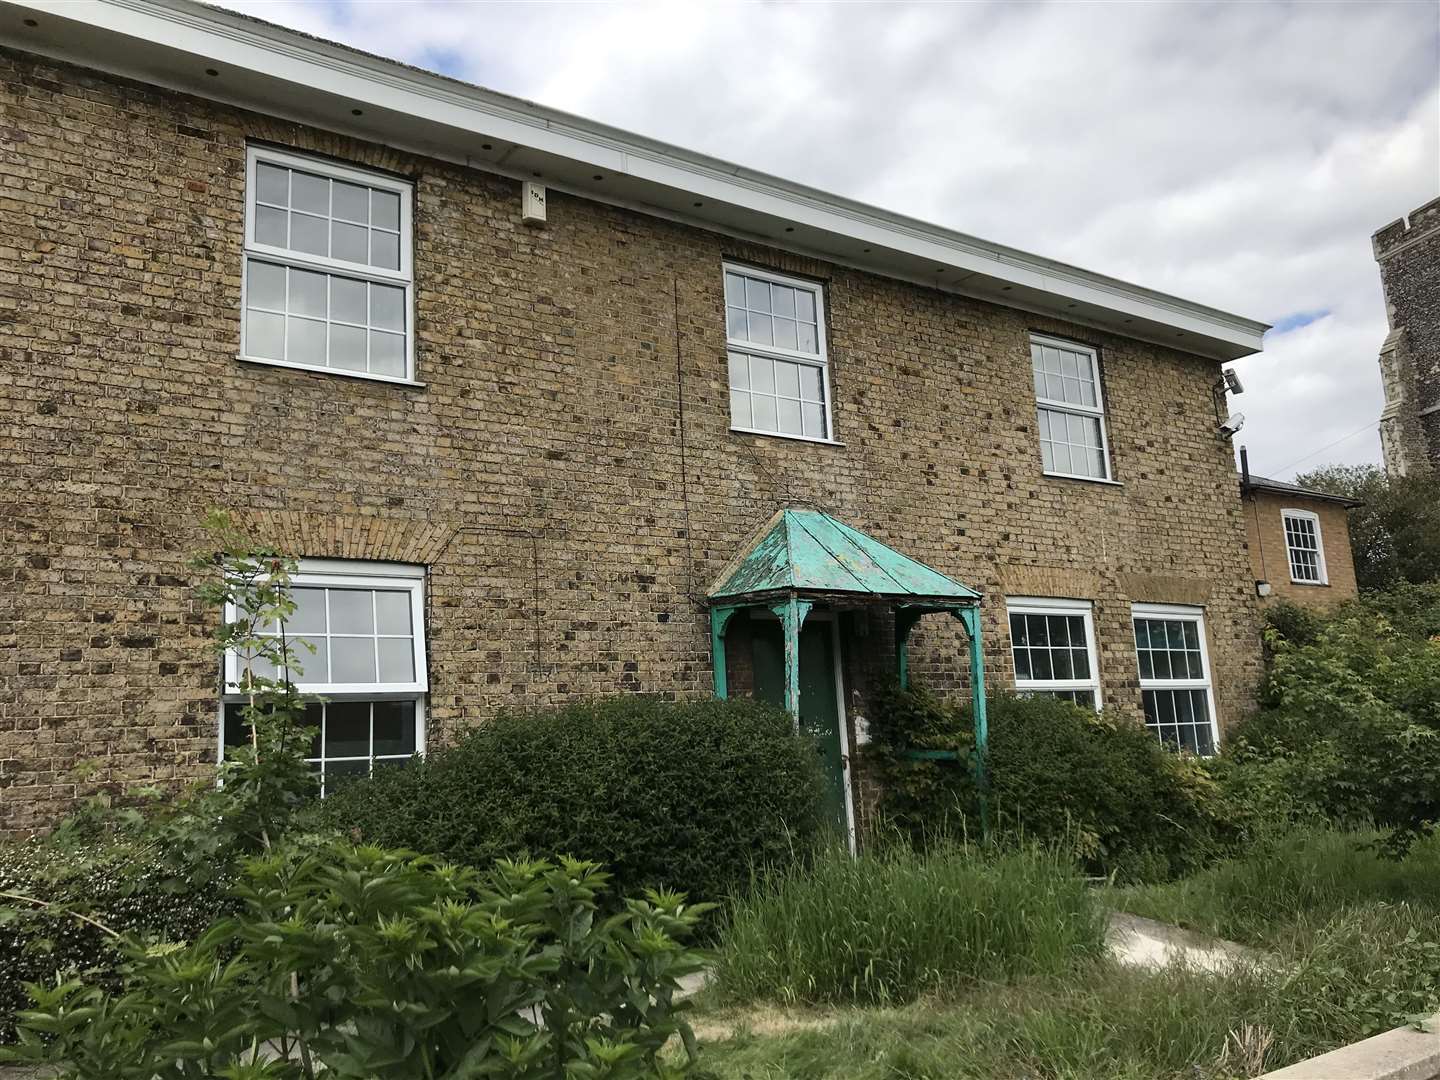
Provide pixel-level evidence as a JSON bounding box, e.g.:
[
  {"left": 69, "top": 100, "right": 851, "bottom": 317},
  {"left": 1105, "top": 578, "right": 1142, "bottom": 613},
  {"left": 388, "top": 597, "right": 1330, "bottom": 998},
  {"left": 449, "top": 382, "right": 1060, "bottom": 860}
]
[{"left": 752, "top": 619, "right": 849, "bottom": 836}]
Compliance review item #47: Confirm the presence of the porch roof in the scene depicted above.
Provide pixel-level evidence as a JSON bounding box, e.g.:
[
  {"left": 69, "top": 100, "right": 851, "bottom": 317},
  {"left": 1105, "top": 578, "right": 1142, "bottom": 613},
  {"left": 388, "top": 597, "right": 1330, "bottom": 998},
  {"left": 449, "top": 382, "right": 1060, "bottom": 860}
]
[{"left": 708, "top": 508, "right": 981, "bottom": 606}]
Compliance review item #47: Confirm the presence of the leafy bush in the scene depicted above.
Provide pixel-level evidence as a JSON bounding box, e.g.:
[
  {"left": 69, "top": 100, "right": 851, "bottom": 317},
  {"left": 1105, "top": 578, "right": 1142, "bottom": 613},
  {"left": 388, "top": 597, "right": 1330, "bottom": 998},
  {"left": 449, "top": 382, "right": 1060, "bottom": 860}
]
[
  {"left": 867, "top": 688, "right": 1224, "bottom": 881},
  {"left": 0, "top": 835, "right": 231, "bottom": 1044},
  {"left": 2, "top": 843, "right": 711, "bottom": 1079},
  {"left": 320, "top": 696, "right": 824, "bottom": 905},
  {"left": 711, "top": 843, "right": 1103, "bottom": 1006},
  {"left": 1294, "top": 463, "right": 1440, "bottom": 591}
]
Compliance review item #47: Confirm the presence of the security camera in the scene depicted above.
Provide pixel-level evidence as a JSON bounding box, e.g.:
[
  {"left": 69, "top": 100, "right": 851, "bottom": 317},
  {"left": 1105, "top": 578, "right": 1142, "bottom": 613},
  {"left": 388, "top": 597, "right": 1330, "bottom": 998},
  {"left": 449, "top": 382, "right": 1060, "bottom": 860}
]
[
  {"left": 1219, "top": 412, "right": 1246, "bottom": 437},
  {"left": 1223, "top": 368, "right": 1244, "bottom": 395}
]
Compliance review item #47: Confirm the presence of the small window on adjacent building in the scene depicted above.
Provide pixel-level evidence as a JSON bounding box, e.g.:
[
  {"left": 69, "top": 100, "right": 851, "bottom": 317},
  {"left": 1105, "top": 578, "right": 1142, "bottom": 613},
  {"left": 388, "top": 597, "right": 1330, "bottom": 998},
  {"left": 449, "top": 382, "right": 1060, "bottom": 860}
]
[
  {"left": 724, "top": 264, "right": 831, "bottom": 442},
  {"left": 221, "top": 559, "right": 427, "bottom": 794},
  {"left": 1131, "top": 604, "right": 1218, "bottom": 756},
  {"left": 242, "top": 146, "right": 414, "bottom": 383},
  {"left": 1031, "top": 335, "right": 1112, "bottom": 480},
  {"left": 1007, "top": 598, "right": 1101, "bottom": 708},
  {"left": 1282, "top": 509, "right": 1328, "bottom": 585}
]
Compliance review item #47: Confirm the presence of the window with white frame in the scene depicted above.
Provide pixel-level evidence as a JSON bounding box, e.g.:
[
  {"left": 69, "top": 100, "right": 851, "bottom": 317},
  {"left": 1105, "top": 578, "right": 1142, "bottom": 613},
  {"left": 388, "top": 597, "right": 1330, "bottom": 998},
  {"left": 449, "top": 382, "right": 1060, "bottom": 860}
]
[
  {"left": 1282, "top": 509, "right": 1328, "bottom": 585},
  {"left": 1007, "top": 598, "right": 1101, "bottom": 708},
  {"left": 724, "top": 264, "right": 831, "bottom": 441},
  {"left": 1131, "top": 604, "right": 1218, "bottom": 756},
  {"left": 221, "top": 560, "right": 427, "bottom": 794},
  {"left": 1031, "top": 335, "right": 1112, "bottom": 480},
  {"left": 242, "top": 146, "right": 414, "bottom": 383}
]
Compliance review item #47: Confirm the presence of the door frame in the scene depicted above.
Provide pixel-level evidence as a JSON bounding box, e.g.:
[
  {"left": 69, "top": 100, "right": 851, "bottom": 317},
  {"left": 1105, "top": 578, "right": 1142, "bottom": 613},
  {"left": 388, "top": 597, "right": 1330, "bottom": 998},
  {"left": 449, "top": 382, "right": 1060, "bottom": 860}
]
[{"left": 749, "top": 608, "right": 856, "bottom": 854}]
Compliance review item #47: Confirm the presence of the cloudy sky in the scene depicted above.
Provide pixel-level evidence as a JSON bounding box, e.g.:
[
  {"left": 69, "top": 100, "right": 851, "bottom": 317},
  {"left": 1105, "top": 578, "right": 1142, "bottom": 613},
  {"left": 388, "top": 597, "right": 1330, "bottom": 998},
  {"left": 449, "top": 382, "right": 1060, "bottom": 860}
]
[{"left": 222, "top": 0, "right": 1439, "bottom": 478}]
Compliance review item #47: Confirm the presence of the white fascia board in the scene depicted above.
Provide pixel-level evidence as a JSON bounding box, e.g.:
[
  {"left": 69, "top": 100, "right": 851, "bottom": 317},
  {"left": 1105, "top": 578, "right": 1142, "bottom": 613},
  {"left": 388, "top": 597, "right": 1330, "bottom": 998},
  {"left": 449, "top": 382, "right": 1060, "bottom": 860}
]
[{"left": 3, "top": 0, "right": 1269, "bottom": 358}]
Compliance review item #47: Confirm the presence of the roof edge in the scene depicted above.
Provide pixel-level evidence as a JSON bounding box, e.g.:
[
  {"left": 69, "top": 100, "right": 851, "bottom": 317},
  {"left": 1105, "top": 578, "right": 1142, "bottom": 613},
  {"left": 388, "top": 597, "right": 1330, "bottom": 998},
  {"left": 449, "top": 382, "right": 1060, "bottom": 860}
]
[{"left": 1, "top": 0, "right": 1269, "bottom": 360}]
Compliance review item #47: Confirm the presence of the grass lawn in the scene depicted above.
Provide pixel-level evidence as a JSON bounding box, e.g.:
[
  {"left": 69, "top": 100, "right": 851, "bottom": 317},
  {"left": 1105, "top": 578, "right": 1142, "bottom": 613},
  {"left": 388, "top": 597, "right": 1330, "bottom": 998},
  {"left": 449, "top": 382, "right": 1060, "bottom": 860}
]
[{"left": 687, "top": 831, "right": 1440, "bottom": 1079}]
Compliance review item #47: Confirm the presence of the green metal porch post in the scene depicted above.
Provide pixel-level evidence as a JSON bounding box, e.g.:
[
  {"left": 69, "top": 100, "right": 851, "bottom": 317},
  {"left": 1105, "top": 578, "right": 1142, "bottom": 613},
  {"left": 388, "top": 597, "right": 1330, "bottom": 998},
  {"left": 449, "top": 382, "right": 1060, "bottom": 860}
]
[
  {"left": 768, "top": 594, "right": 813, "bottom": 723},
  {"left": 956, "top": 605, "right": 990, "bottom": 840},
  {"left": 709, "top": 606, "right": 739, "bottom": 698}
]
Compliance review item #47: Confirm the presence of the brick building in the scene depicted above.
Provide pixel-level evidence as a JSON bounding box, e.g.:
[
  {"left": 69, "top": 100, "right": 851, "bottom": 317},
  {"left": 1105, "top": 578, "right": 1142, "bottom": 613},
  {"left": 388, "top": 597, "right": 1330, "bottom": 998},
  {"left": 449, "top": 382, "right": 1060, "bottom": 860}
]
[
  {"left": 0, "top": 0, "right": 1271, "bottom": 835},
  {"left": 1240, "top": 474, "right": 1361, "bottom": 610},
  {"left": 1374, "top": 197, "right": 1440, "bottom": 477}
]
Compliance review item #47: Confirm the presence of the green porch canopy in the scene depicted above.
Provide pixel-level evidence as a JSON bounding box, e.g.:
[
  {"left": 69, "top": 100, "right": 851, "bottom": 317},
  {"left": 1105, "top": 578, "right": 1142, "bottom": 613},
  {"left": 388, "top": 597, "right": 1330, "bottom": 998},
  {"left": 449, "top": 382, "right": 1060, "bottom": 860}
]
[{"left": 707, "top": 508, "right": 990, "bottom": 831}]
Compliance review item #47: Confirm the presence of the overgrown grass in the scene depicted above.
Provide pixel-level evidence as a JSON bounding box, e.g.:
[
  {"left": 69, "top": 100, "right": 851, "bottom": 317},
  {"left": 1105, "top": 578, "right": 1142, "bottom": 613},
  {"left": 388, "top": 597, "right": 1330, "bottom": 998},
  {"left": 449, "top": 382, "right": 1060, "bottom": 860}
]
[
  {"left": 693, "top": 902, "right": 1440, "bottom": 1079},
  {"left": 1114, "top": 827, "right": 1440, "bottom": 944},
  {"left": 710, "top": 843, "right": 1104, "bottom": 1006}
]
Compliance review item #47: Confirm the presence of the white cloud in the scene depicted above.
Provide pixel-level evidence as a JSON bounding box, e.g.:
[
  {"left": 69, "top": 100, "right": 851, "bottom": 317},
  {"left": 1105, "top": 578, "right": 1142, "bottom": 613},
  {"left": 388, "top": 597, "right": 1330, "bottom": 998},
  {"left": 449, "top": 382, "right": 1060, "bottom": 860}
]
[{"left": 217, "top": 0, "right": 1439, "bottom": 476}]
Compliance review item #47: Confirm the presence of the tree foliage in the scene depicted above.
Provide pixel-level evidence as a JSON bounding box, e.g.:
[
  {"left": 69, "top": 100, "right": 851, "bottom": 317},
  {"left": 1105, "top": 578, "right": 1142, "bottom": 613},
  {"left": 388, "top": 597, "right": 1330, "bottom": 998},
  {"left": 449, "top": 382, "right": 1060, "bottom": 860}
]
[{"left": 1294, "top": 464, "right": 1440, "bottom": 592}]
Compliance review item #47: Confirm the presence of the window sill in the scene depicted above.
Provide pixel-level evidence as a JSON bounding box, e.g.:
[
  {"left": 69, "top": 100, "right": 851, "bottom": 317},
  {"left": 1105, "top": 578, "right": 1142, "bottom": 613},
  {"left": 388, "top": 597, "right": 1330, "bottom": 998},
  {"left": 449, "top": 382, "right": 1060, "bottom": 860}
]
[
  {"left": 730, "top": 426, "right": 845, "bottom": 447},
  {"left": 1042, "top": 471, "right": 1123, "bottom": 487},
  {"left": 1288, "top": 580, "right": 1330, "bottom": 588},
  {"left": 237, "top": 355, "right": 427, "bottom": 388}
]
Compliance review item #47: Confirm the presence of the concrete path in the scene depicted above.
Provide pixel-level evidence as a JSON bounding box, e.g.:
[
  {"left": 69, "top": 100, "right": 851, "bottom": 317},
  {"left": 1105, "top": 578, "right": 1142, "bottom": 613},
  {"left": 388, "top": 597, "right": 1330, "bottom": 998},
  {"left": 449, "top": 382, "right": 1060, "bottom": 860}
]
[{"left": 1105, "top": 910, "right": 1266, "bottom": 973}]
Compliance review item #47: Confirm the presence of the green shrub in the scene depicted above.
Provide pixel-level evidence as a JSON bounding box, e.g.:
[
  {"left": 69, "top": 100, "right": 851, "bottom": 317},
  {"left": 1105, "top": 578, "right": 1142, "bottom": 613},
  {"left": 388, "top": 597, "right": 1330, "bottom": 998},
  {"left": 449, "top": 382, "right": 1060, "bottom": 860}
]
[
  {"left": 2, "top": 843, "right": 711, "bottom": 1079},
  {"left": 711, "top": 843, "right": 1103, "bottom": 1006},
  {"left": 320, "top": 696, "right": 824, "bottom": 905},
  {"left": 1263, "top": 599, "right": 1325, "bottom": 649},
  {"left": 0, "top": 835, "right": 230, "bottom": 1043},
  {"left": 868, "top": 689, "right": 1223, "bottom": 882}
]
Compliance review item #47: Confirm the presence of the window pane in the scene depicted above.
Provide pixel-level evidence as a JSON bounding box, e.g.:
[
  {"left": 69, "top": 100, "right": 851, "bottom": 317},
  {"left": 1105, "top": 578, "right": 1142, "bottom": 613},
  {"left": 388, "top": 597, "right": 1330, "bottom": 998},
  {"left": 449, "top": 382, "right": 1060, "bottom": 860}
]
[
  {"left": 730, "top": 390, "right": 752, "bottom": 429},
  {"left": 373, "top": 701, "right": 417, "bottom": 756},
  {"left": 777, "top": 398, "right": 802, "bottom": 436},
  {"left": 747, "top": 314, "right": 774, "bottom": 346},
  {"left": 332, "top": 181, "right": 369, "bottom": 223},
  {"left": 255, "top": 205, "right": 288, "bottom": 247},
  {"left": 371, "top": 231, "right": 400, "bottom": 270},
  {"left": 728, "top": 352, "right": 749, "bottom": 389},
  {"left": 286, "top": 588, "right": 327, "bottom": 634},
  {"left": 330, "top": 324, "right": 367, "bottom": 370},
  {"left": 1013, "top": 648, "right": 1032, "bottom": 679},
  {"left": 775, "top": 360, "right": 800, "bottom": 399},
  {"left": 372, "top": 190, "right": 400, "bottom": 231},
  {"left": 325, "top": 701, "right": 370, "bottom": 758},
  {"left": 288, "top": 317, "right": 327, "bottom": 366},
  {"left": 246, "top": 310, "right": 285, "bottom": 359},
  {"left": 1030, "top": 649, "right": 1053, "bottom": 680},
  {"left": 1009, "top": 614, "right": 1029, "bottom": 647},
  {"left": 724, "top": 272, "right": 745, "bottom": 306},
  {"left": 378, "top": 637, "right": 416, "bottom": 683},
  {"left": 798, "top": 365, "right": 822, "bottom": 401},
  {"left": 752, "top": 394, "right": 778, "bottom": 431},
  {"left": 774, "top": 317, "right": 798, "bottom": 350},
  {"left": 332, "top": 221, "right": 369, "bottom": 264},
  {"left": 289, "top": 268, "right": 328, "bottom": 318},
  {"left": 746, "top": 278, "right": 770, "bottom": 313},
  {"left": 727, "top": 306, "right": 748, "bottom": 339},
  {"left": 256, "top": 163, "right": 289, "bottom": 206},
  {"left": 331, "top": 277, "right": 367, "bottom": 325},
  {"left": 371, "top": 284, "right": 405, "bottom": 331},
  {"left": 750, "top": 356, "right": 775, "bottom": 394},
  {"left": 331, "top": 637, "right": 377, "bottom": 683},
  {"left": 375, "top": 591, "right": 411, "bottom": 635},
  {"left": 291, "top": 171, "right": 329, "bottom": 215},
  {"left": 772, "top": 286, "right": 796, "bottom": 318},
  {"left": 797, "top": 322, "right": 818, "bottom": 353},
  {"left": 247, "top": 260, "right": 286, "bottom": 311},
  {"left": 801, "top": 403, "right": 826, "bottom": 439},
  {"left": 294, "top": 640, "right": 327, "bottom": 683},
  {"left": 369, "top": 332, "right": 405, "bottom": 376},
  {"left": 796, "top": 290, "right": 816, "bottom": 322},
  {"left": 328, "top": 590, "right": 373, "bottom": 633},
  {"left": 290, "top": 212, "right": 329, "bottom": 257}
]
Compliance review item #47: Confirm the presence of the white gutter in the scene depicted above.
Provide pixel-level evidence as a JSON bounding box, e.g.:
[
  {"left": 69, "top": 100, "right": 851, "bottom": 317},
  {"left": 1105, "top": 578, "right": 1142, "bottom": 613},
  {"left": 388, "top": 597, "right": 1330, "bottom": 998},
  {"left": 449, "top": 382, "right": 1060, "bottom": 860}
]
[{"left": 0, "top": 0, "right": 1270, "bottom": 360}]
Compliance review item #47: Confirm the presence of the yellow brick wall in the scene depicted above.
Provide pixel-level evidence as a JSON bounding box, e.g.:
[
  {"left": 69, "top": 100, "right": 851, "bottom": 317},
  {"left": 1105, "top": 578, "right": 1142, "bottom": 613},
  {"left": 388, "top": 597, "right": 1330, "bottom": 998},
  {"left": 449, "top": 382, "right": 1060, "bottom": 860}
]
[
  {"left": 1244, "top": 490, "right": 1360, "bottom": 609},
  {"left": 0, "top": 47, "right": 1265, "bottom": 831}
]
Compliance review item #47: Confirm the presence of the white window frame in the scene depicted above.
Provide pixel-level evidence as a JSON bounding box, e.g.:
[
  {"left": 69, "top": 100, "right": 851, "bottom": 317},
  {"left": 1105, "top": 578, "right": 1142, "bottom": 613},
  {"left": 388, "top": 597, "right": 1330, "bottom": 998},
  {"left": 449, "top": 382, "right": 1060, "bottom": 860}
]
[
  {"left": 1006, "top": 597, "right": 1102, "bottom": 709},
  {"left": 240, "top": 145, "right": 416, "bottom": 385},
  {"left": 222, "top": 559, "right": 428, "bottom": 696},
  {"left": 1031, "top": 333, "right": 1114, "bottom": 482},
  {"left": 219, "top": 559, "right": 428, "bottom": 792},
  {"left": 723, "top": 262, "right": 835, "bottom": 444},
  {"left": 1131, "top": 602, "right": 1220, "bottom": 757},
  {"left": 1281, "top": 508, "right": 1329, "bottom": 585}
]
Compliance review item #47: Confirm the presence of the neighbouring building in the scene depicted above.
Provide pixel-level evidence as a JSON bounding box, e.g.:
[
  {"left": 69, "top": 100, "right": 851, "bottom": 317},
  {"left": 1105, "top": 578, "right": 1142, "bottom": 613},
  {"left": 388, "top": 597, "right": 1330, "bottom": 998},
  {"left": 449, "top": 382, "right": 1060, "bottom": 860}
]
[
  {"left": 1240, "top": 473, "right": 1361, "bottom": 610},
  {"left": 0, "top": 0, "right": 1272, "bottom": 837},
  {"left": 1374, "top": 197, "right": 1440, "bottom": 478}
]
